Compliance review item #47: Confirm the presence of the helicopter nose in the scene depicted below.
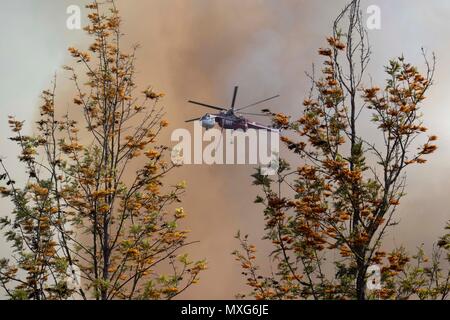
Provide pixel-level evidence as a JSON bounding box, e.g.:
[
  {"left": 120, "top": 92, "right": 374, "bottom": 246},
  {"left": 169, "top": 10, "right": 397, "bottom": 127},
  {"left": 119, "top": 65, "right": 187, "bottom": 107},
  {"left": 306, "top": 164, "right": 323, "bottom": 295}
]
[{"left": 201, "top": 115, "right": 215, "bottom": 130}]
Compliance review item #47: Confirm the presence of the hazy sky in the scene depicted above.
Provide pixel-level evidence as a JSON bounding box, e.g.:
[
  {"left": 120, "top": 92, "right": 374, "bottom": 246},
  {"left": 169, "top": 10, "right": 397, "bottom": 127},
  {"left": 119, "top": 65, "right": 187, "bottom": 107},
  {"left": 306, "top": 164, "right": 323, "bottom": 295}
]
[{"left": 1, "top": 0, "right": 450, "bottom": 299}]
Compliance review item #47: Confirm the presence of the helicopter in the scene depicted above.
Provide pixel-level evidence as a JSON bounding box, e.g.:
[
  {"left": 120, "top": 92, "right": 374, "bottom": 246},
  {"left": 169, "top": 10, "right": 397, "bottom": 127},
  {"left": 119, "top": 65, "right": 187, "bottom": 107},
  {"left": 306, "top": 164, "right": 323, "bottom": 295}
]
[{"left": 185, "top": 86, "right": 280, "bottom": 133}]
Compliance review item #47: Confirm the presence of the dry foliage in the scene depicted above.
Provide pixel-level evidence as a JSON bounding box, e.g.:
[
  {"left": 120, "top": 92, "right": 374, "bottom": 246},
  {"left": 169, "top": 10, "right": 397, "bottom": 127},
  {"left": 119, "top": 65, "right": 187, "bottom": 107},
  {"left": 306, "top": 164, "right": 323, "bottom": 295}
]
[
  {"left": 0, "top": 1, "right": 205, "bottom": 300},
  {"left": 234, "top": 0, "right": 448, "bottom": 300}
]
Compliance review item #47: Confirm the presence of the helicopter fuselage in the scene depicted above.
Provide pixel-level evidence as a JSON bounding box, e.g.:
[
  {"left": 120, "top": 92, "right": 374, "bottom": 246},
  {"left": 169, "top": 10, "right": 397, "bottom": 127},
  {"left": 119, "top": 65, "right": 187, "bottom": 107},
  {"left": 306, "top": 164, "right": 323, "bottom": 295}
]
[
  {"left": 199, "top": 112, "right": 247, "bottom": 131},
  {"left": 187, "top": 86, "right": 280, "bottom": 133},
  {"left": 215, "top": 111, "right": 248, "bottom": 131}
]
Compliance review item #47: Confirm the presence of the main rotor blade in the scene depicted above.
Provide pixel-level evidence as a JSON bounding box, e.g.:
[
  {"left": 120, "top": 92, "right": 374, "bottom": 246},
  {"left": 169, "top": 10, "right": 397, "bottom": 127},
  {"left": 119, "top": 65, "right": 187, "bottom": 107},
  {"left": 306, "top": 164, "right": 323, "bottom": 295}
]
[
  {"left": 185, "top": 117, "right": 201, "bottom": 123},
  {"left": 236, "top": 94, "right": 280, "bottom": 112},
  {"left": 231, "top": 86, "right": 239, "bottom": 110},
  {"left": 188, "top": 100, "right": 226, "bottom": 111}
]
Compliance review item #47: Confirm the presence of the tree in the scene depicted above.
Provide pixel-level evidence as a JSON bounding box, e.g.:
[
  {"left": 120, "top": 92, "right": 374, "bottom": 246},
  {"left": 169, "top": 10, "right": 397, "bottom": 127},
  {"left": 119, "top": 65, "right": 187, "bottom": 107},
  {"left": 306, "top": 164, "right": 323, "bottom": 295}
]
[
  {"left": 233, "top": 0, "right": 444, "bottom": 300},
  {"left": 0, "top": 1, "right": 206, "bottom": 300},
  {"left": 376, "top": 242, "right": 449, "bottom": 300}
]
